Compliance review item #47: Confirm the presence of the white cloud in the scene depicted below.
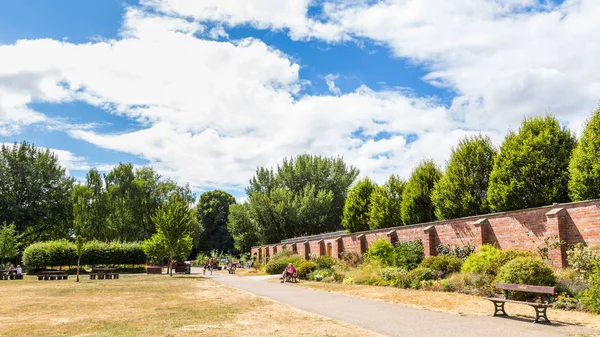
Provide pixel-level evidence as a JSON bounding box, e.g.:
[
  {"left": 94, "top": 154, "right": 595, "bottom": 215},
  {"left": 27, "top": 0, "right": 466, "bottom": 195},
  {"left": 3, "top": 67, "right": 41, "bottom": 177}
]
[{"left": 1, "top": 1, "right": 599, "bottom": 194}]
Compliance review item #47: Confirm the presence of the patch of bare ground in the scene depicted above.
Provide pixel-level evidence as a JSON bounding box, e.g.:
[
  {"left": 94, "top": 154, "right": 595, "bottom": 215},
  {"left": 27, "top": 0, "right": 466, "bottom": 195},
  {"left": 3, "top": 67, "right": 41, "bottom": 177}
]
[
  {"left": 292, "top": 281, "right": 600, "bottom": 331},
  {"left": 0, "top": 275, "right": 380, "bottom": 336}
]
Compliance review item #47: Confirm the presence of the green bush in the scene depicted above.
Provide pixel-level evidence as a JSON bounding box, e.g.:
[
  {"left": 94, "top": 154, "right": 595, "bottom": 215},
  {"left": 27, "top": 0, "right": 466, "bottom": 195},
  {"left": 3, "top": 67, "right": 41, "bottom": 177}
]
[
  {"left": 22, "top": 240, "right": 146, "bottom": 268},
  {"left": 461, "top": 245, "right": 535, "bottom": 277},
  {"left": 310, "top": 268, "right": 334, "bottom": 282},
  {"left": 380, "top": 267, "right": 406, "bottom": 281},
  {"left": 567, "top": 243, "right": 599, "bottom": 281},
  {"left": 365, "top": 239, "right": 395, "bottom": 266},
  {"left": 339, "top": 251, "right": 363, "bottom": 269},
  {"left": 23, "top": 240, "right": 76, "bottom": 268},
  {"left": 581, "top": 260, "right": 600, "bottom": 314},
  {"left": 394, "top": 240, "right": 424, "bottom": 271},
  {"left": 316, "top": 255, "right": 336, "bottom": 269},
  {"left": 447, "top": 272, "right": 493, "bottom": 296},
  {"left": 418, "top": 255, "right": 462, "bottom": 278},
  {"left": 406, "top": 267, "right": 435, "bottom": 289},
  {"left": 297, "top": 261, "right": 318, "bottom": 279},
  {"left": 436, "top": 243, "right": 475, "bottom": 260},
  {"left": 496, "top": 257, "right": 556, "bottom": 290},
  {"left": 265, "top": 255, "right": 302, "bottom": 274},
  {"left": 343, "top": 261, "right": 382, "bottom": 285}
]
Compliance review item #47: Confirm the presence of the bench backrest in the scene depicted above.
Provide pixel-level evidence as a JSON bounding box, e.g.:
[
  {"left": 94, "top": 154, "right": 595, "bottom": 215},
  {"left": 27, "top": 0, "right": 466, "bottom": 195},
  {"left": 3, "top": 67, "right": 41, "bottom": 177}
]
[{"left": 496, "top": 283, "right": 554, "bottom": 295}]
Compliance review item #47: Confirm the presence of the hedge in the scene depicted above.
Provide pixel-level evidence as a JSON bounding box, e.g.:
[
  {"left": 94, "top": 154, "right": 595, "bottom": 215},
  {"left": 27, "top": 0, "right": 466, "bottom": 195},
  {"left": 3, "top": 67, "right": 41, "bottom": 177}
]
[{"left": 23, "top": 240, "right": 146, "bottom": 268}]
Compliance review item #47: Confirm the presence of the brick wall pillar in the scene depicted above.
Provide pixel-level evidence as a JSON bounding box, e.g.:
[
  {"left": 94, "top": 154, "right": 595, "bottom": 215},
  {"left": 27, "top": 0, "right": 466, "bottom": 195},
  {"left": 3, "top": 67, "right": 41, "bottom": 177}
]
[
  {"left": 265, "top": 246, "right": 271, "bottom": 263},
  {"left": 317, "top": 239, "right": 326, "bottom": 256},
  {"left": 303, "top": 241, "right": 310, "bottom": 260},
  {"left": 386, "top": 230, "right": 398, "bottom": 245},
  {"left": 272, "top": 245, "right": 278, "bottom": 255},
  {"left": 356, "top": 234, "right": 368, "bottom": 254},
  {"left": 546, "top": 207, "right": 568, "bottom": 268},
  {"left": 334, "top": 237, "right": 343, "bottom": 259},
  {"left": 422, "top": 226, "right": 436, "bottom": 256},
  {"left": 473, "top": 218, "right": 490, "bottom": 248},
  {"left": 291, "top": 242, "right": 298, "bottom": 255}
]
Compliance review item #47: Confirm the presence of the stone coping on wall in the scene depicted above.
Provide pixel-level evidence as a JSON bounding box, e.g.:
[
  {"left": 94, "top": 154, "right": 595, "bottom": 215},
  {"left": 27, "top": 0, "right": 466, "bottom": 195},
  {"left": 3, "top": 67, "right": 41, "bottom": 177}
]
[{"left": 251, "top": 198, "right": 600, "bottom": 249}]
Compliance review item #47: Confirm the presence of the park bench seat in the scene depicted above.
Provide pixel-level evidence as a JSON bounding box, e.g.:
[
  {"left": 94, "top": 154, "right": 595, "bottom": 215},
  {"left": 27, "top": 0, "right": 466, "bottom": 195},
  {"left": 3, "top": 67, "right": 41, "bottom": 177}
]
[
  {"left": 488, "top": 283, "right": 554, "bottom": 324},
  {"left": 1, "top": 274, "right": 23, "bottom": 280}
]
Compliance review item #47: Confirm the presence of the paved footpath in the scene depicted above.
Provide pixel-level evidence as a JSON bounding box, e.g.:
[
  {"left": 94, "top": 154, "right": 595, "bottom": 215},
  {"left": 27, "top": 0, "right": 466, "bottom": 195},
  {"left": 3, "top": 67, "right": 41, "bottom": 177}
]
[{"left": 202, "top": 270, "right": 598, "bottom": 337}]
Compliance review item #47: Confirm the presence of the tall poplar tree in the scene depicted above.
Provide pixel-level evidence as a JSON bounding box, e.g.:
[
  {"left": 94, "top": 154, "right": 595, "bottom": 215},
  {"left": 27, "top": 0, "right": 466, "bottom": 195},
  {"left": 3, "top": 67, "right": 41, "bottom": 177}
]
[{"left": 569, "top": 106, "right": 600, "bottom": 201}]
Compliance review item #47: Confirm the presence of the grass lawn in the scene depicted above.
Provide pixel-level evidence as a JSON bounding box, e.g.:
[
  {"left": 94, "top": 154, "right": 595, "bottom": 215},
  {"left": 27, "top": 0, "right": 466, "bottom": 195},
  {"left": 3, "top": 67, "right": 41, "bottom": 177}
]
[
  {"left": 0, "top": 275, "right": 380, "bottom": 337},
  {"left": 288, "top": 281, "right": 600, "bottom": 330}
]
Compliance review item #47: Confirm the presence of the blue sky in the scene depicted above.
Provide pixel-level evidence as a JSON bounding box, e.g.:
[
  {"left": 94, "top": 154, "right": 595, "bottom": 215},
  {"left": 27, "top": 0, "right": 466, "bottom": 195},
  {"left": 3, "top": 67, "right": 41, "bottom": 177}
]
[{"left": 0, "top": 0, "right": 598, "bottom": 200}]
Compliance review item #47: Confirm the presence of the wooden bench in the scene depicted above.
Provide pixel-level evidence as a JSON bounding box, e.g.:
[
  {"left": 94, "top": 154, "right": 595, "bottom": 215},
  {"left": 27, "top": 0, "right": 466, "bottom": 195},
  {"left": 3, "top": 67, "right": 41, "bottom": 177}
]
[
  {"left": 488, "top": 283, "right": 554, "bottom": 324},
  {"left": 1, "top": 274, "right": 23, "bottom": 280},
  {"left": 90, "top": 272, "right": 119, "bottom": 280},
  {"left": 38, "top": 271, "right": 68, "bottom": 280}
]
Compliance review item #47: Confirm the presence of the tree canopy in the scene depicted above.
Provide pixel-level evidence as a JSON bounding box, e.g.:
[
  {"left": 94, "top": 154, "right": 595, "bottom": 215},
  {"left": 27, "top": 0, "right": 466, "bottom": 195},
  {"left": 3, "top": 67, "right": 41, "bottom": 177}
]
[
  {"left": 569, "top": 106, "right": 600, "bottom": 201},
  {"left": 432, "top": 135, "right": 496, "bottom": 220},
  {"left": 0, "top": 222, "right": 19, "bottom": 266},
  {"left": 487, "top": 115, "right": 576, "bottom": 212},
  {"left": 342, "top": 178, "right": 377, "bottom": 232},
  {"left": 368, "top": 174, "right": 405, "bottom": 230},
  {"left": 195, "top": 190, "right": 237, "bottom": 254},
  {"left": 228, "top": 154, "right": 357, "bottom": 248},
  {"left": 149, "top": 192, "right": 199, "bottom": 275},
  {"left": 400, "top": 160, "right": 442, "bottom": 225},
  {"left": 0, "top": 142, "right": 74, "bottom": 245}
]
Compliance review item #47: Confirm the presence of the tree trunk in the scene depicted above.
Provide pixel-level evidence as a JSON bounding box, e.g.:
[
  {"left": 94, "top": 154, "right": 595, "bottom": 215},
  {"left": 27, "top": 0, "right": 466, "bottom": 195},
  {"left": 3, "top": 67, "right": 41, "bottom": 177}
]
[
  {"left": 76, "top": 256, "right": 81, "bottom": 282},
  {"left": 169, "top": 256, "right": 173, "bottom": 276}
]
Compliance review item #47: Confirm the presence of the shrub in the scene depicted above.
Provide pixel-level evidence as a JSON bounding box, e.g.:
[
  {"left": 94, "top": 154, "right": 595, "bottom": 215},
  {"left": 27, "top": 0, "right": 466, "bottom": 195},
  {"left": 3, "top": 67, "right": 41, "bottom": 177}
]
[
  {"left": 461, "top": 244, "right": 535, "bottom": 277},
  {"left": 265, "top": 260, "right": 289, "bottom": 274},
  {"left": 580, "top": 260, "right": 600, "bottom": 314},
  {"left": 23, "top": 240, "right": 76, "bottom": 268},
  {"left": 316, "top": 255, "right": 336, "bottom": 269},
  {"left": 297, "top": 261, "right": 318, "bottom": 279},
  {"left": 567, "top": 243, "right": 598, "bottom": 281},
  {"left": 265, "top": 255, "right": 302, "bottom": 275},
  {"left": 437, "top": 243, "right": 475, "bottom": 260},
  {"left": 343, "top": 261, "right": 382, "bottom": 285},
  {"left": 393, "top": 240, "right": 424, "bottom": 271},
  {"left": 496, "top": 257, "right": 556, "bottom": 291},
  {"left": 310, "top": 268, "right": 334, "bottom": 282},
  {"left": 365, "top": 239, "right": 395, "bottom": 266},
  {"left": 339, "top": 251, "right": 363, "bottom": 269},
  {"left": 418, "top": 255, "right": 462, "bottom": 278},
  {"left": 380, "top": 267, "right": 406, "bottom": 281},
  {"left": 406, "top": 267, "right": 435, "bottom": 289},
  {"left": 447, "top": 272, "right": 493, "bottom": 296}
]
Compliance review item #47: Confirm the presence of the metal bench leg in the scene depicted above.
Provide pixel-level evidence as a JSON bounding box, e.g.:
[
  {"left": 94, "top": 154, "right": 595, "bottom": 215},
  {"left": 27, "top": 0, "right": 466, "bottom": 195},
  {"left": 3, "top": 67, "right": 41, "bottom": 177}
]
[
  {"left": 492, "top": 302, "right": 508, "bottom": 317},
  {"left": 533, "top": 307, "right": 550, "bottom": 324}
]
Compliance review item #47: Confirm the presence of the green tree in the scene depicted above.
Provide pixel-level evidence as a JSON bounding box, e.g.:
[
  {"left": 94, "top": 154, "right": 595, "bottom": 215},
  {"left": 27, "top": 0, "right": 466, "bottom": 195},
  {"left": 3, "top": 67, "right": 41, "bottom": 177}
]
[
  {"left": 195, "top": 190, "right": 237, "bottom": 253},
  {"left": 227, "top": 203, "right": 260, "bottom": 253},
  {"left": 488, "top": 115, "right": 576, "bottom": 212},
  {"left": 0, "top": 222, "right": 19, "bottom": 267},
  {"left": 569, "top": 106, "right": 600, "bottom": 201},
  {"left": 0, "top": 142, "right": 74, "bottom": 245},
  {"left": 231, "top": 155, "right": 358, "bottom": 248},
  {"left": 342, "top": 178, "right": 377, "bottom": 232},
  {"left": 368, "top": 174, "right": 405, "bottom": 229},
  {"left": 401, "top": 160, "right": 442, "bottom": 225},
  {"left": 432, "top": 135, "right": 496, "bottom": 219},
  {"left": 150, "top": 193, "right": 197, "bottom": 276}
]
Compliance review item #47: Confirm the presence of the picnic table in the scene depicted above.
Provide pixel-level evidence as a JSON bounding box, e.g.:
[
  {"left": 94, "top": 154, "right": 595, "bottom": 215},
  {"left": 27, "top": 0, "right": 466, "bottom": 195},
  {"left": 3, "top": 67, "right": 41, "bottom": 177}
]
[
  {"left": 90, "top": 267, "right": 119, "bottom": 280},
  {"left": 38, "top": 271, "right": 68, "bottom": 281},
  {"left": 1, "top": 270, "right": 24, "bottom": 280}
]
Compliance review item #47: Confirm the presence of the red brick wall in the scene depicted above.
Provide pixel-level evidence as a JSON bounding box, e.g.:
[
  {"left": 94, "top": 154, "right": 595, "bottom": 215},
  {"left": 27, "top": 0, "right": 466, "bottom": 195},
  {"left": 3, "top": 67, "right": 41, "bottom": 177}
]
[{"left": 252, "top": 200, "right": 600, "bottom": 268}]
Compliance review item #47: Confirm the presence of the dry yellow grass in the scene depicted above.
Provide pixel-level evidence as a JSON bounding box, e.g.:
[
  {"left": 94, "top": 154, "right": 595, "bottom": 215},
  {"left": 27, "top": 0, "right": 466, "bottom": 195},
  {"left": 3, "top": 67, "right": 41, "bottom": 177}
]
[
  {"left": 231, "top": 268, "right": 267, "bottom": 277},
  {"left": 0, "top": 275, "right": 381, "bottom": 337},
  {"left": 292, "top": 281, "right": 600, "bottom": 330}
]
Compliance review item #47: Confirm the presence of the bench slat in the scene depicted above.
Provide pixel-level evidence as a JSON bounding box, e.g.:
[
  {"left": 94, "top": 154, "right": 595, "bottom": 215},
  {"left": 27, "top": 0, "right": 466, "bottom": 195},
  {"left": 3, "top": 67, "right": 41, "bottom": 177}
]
[
  {"left": 495, "top": 283, "right": 554, "bottom": 295},
  {"left": 487, "top": 298, "right": 549, "bottom": 307}
]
